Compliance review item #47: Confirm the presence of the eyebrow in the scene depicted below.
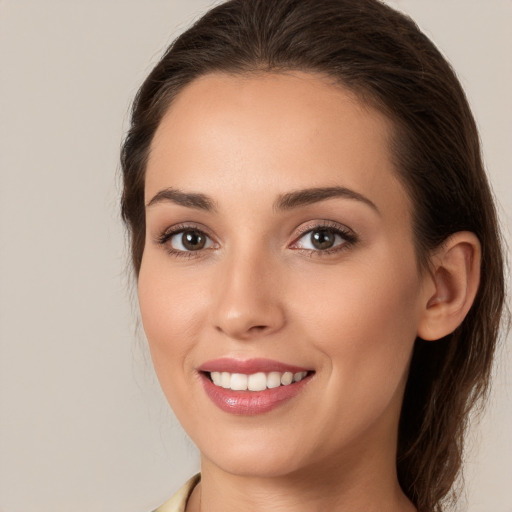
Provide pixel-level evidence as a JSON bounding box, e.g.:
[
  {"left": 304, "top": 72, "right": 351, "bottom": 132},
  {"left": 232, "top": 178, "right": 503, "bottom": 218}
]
[
  {"left": 146, "top": 187, "right": 217, "bottom": 211},
  {"left": 146, "top": 185, "right": 379, "bottom": 214},
  {"left": 274, "top": 186, "right": 379, "bottom": 214}
]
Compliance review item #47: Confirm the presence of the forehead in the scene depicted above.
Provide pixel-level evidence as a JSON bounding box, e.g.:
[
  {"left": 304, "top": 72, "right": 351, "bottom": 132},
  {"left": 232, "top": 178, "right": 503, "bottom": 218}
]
[{"left": 146, "top": 71, "right": 411, "bottom": 223}]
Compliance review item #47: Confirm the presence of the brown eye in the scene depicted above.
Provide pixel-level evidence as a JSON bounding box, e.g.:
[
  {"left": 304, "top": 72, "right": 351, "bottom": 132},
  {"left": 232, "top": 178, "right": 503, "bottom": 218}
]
[
  {"left": 182, "top": 231, "right": 206, "bottom": 250},
  {"left": 169, "top": 229, "right": 213, "bottom": 252},
  {"left": 292, "top": 225, "right": 355, "bottom": 253},
  {"left": 310, "top": 230, "right": 336, "bottom": 250}
]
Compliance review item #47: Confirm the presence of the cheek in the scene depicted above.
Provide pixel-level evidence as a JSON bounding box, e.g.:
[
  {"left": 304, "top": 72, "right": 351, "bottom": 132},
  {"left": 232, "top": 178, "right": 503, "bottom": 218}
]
[
  {"left": 291, "top": 252, "right": 422, "bottom": 383},
  {"left": 137, "top": 263, "right": 214, "bottom": 428},
  {"left": 137, "top": 260, "right": 207, "bottom": 381},
  {"left": 289, "top": 258, "right": 422, "bottom": 447}
]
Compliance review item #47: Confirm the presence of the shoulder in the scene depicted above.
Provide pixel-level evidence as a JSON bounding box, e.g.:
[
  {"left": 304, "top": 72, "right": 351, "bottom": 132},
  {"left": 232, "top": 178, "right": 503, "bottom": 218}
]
[{"left": 152, "top": 474, "right": 201, "bottom": 512}]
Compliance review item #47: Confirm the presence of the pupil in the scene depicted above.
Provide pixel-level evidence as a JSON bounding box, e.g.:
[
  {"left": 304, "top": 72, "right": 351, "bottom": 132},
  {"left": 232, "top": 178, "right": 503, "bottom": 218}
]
[
  {"left": 312, "top": 230, "right": 334, "bottom": 250},
  {"left": 182, "top": 231, "right": 205, "bottom": 250}
]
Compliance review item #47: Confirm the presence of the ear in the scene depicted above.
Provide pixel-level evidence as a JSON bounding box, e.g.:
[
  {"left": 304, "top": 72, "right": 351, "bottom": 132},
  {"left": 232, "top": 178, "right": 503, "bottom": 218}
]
[{"left": 417, "top": 231, "right": 481, "bottom": 341}]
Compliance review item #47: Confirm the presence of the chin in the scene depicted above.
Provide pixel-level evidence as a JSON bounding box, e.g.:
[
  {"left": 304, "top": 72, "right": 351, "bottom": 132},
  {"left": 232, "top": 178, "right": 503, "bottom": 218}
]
[
  {"left": 206, "top": 450, "right": 308, "bottom": 479},
  {"left": 195, "top": 428, "right": 313, "bottom": 478}
]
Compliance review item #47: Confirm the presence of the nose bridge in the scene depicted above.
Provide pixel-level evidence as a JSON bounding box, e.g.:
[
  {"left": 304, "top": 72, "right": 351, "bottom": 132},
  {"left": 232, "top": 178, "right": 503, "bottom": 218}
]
[{"left": 211, "top": 241, "right": 285, "bottom": 340}]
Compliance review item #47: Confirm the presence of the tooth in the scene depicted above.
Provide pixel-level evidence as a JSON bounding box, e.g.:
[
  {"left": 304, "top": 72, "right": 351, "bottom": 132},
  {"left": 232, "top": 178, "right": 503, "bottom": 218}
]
[
  {"left": 221, "top": 372, "right": 231, "bottom": 388},
  {"left": 211, "top": 370, "right": 309, "bottom": 389},
  {"left": 248, "top": 372, "right": 267, "bottom": 391},
  {"left": 281, "top": 372, "right": 293, "bottom": 386},
  {"left": 267, "top": 372, "right": 281, "bottom": 389},
  {"left": 293, "top": 371, "right": 308, "bottom": 382},
  {"left": 230, "top": 373, "right": 248, "bottom": 390}
]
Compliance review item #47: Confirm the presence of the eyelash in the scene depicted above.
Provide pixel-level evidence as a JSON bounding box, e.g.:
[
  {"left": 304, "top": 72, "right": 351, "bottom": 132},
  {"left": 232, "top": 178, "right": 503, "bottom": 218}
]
[
  {"left": 156, "top": 221, "right": 358, "bottom": 259},
  {"left": 156, "top": 223, "right": 216, "bottom": 259},
  {"left": 291, "top": 221, "right": 358, "bottom": 257}
]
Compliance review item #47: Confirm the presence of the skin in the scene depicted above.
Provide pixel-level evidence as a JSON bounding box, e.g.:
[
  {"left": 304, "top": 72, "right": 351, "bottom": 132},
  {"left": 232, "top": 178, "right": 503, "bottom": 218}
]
[{"left": 138, "top": 71, "right": 433, "bottom": 511}]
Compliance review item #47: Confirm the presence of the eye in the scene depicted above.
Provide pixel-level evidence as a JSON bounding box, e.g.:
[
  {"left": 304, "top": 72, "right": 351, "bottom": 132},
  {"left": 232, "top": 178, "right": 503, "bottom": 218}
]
[
  {"left": 170, "top": 229, "right": 213, "bottom": 251},
  {"left": 292, "top": 224, "right": 357, "bottom": 253},
  {"left": 296, "top": 229, "right": 343, "bottom": 250},
  {"left": 159, "top": 227, "right": 215, "bottom": 254}
]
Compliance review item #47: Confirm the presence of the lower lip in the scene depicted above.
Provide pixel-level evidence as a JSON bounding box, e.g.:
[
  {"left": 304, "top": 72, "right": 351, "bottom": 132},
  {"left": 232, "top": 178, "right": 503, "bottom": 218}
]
[{"left": 199, "top": 373, "right": 312, "bottom": 415}]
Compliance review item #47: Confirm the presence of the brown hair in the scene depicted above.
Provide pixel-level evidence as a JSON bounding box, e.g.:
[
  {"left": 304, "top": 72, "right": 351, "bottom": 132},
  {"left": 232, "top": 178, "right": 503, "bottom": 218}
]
[{"left": 120, "top": 0, "right": 506, "bottom": 510}]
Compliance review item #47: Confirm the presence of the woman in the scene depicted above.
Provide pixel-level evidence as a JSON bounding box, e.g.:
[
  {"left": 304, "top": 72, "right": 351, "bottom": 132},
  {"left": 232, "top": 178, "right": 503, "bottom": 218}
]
[{"left": 120, "top": 0, "right": 506, "bottom": 511}]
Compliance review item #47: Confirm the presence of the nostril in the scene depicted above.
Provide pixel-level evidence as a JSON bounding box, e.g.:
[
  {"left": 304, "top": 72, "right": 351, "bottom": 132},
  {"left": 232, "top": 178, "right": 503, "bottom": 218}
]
[{"left": 245, "top": 325, "right": 273, "bottom": 336}]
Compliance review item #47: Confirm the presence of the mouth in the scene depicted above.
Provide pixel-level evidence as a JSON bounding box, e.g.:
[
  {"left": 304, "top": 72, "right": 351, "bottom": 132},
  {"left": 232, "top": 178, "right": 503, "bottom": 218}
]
[
  {"left": 204, "top": 370, "right": 310, "bottom": 391},
  {"left": 197, "top": 358, "right": 315, "bottom": 415}
]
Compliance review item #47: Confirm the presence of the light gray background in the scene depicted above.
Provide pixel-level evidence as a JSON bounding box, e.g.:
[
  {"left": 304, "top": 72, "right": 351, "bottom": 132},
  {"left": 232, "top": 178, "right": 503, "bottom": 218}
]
[{"left": 0, "top": 1, "right": 510, "bottom": 511}]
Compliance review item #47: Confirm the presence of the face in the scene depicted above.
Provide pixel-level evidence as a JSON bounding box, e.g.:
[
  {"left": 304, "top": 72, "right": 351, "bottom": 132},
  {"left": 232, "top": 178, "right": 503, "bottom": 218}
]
[{"left": 138, "top": 72, "right": 430, "bottom": 479}]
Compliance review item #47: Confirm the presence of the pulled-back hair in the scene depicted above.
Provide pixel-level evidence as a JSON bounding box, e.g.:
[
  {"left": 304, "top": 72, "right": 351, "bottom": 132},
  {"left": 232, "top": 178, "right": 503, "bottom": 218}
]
[{"left": 120, "top": 1, "right": 506, "bottom": 510}]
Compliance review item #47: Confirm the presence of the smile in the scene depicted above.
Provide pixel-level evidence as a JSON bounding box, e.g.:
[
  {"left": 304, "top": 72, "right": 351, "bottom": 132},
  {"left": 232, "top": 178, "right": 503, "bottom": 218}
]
[
  {"left": 198, "top": 358, "right": 314, "bottom": 415},
  {"left": 208, "top": 370, "right": 309, "bottom": 391}
]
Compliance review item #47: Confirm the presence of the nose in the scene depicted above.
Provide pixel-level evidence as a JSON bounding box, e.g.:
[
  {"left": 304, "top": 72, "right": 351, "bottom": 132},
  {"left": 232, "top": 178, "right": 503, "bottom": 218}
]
[{"left": 211, "top": 250, "right": 286, "bottom": 341}]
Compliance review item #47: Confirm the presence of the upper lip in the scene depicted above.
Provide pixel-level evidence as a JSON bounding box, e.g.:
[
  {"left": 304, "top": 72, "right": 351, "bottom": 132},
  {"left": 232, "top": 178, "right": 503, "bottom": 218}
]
[{"left": 198, "top": 357, "right": 312, "bottom": 374}]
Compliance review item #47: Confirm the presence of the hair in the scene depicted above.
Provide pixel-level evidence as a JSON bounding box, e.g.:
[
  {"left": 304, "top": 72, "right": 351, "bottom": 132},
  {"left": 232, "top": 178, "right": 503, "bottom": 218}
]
[{"left": 120, "top": 0, "right": 506, "bottom": 510}]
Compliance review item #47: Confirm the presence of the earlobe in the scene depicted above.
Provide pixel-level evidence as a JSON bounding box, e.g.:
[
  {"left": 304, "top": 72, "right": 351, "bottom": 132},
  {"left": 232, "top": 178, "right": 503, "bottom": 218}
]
[{"left": 417, "top": 232, "right": 481, "bottom": 341}]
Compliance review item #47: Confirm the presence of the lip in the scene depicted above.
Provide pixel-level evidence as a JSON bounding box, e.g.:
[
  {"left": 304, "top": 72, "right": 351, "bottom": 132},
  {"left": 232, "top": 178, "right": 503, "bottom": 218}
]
[
  {"left": 197, "top": 358, "right": 314, "bottom": 415},
  {"left": 198, "top": 357, "right": 310, "bottom": 374}
]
